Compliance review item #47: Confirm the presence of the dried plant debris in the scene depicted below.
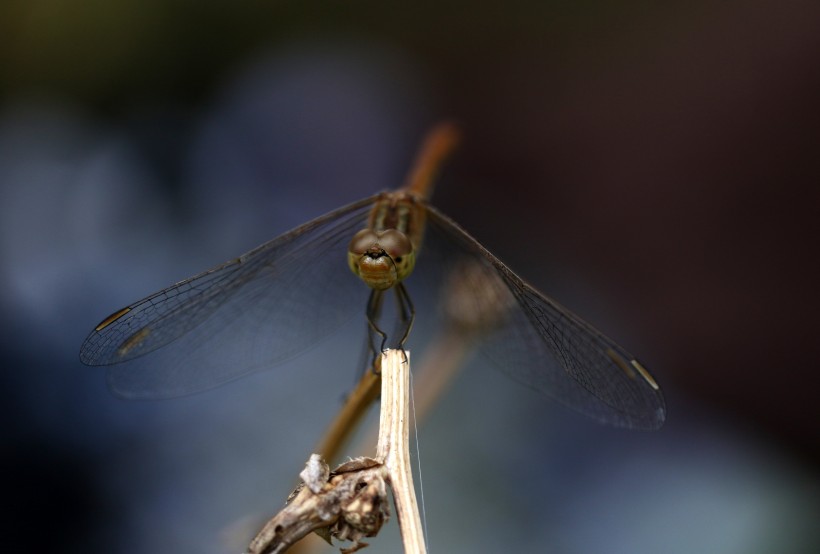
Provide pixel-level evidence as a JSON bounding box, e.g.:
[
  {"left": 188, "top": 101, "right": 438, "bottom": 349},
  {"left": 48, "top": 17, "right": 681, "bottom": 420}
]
[{"left": 247, "top": 455, "right": 390, "bottom": 554}]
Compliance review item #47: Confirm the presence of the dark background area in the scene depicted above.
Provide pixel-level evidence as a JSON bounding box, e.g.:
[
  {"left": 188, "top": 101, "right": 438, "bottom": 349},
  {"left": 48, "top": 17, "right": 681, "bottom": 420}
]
[{"left": 1, "top": 1, "right": 818, "bottom": 553}]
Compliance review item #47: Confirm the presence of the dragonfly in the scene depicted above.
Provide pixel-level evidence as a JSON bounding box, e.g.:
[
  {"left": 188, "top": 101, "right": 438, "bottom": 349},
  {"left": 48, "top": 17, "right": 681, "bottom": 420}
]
[{"left": 80, "top": 123, "right": 665, "bottom": 430}]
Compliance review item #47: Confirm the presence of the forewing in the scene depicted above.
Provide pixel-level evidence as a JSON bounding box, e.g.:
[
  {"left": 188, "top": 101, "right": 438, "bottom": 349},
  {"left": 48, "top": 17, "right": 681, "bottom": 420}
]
[
  {"left": 80, "top": 195, "right": 378, "bottom": 398},
  {"left": 423, "top": 205, "right": 666, "bottom": 429}
]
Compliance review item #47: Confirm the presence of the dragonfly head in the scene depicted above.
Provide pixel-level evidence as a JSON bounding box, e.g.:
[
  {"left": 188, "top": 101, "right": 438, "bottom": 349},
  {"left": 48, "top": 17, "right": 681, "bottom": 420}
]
[{"left": 348, "top": 229, "right": 416, "bottom": 290}]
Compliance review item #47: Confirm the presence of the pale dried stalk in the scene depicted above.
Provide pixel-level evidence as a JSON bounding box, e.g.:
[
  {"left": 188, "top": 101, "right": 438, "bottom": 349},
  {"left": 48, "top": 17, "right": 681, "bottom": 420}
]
[
  {"left": 246, "top": 350, "right": 425, "bottom": 554},
  {"left": 376, "top": 349, "right": 426, "bottom": 554}
]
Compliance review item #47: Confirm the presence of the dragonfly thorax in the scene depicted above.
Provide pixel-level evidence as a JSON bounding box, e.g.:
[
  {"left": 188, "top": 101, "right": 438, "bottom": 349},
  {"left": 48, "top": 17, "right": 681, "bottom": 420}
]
[{"left": 347, "top": 228, "right": 416, "bottom": 290}]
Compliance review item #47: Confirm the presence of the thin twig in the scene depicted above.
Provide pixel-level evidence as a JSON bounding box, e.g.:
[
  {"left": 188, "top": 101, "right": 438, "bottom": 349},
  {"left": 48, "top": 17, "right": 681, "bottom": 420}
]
[{"left": 314, "top": 366, "right": 381, "bottom": 464}]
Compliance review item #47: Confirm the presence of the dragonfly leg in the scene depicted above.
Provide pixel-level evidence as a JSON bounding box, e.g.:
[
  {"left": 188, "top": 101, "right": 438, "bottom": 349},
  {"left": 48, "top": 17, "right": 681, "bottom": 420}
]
[
  {"left": 366, "top": 289, "right": 387, "bottom": 370},
  {"left": 394, "top": 283, "right": 415, "bottom": 363}
]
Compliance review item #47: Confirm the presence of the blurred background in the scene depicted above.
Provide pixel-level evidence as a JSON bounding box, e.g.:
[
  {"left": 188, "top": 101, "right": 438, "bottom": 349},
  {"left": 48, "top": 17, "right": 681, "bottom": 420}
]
[{"left": 1, "top": 0, "right": 819, "bottom": 552}]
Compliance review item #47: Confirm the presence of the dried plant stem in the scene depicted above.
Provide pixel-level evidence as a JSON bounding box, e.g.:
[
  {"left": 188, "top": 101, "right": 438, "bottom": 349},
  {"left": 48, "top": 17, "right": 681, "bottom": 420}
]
[
  {"left": 376, "top": 349, "right": 426, "bottom": 554},
  {"left": 246, "top": 350, "right": 425, "bottom": 554}
]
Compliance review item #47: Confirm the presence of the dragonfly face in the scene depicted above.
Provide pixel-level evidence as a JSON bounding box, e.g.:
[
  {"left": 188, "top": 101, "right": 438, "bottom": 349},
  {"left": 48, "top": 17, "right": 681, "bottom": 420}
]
[
  {"left": 347, "top": 189, "right": 428, "bottom": 291},
  {"left": 347, "top": 228, "right": 416, "bottom": 291}
]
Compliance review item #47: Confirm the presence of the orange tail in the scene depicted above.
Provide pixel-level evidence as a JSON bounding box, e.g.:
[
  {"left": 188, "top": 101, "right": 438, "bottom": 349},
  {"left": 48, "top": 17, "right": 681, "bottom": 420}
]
[{"left": 402, "top": 121, "right": 461, "bottom": 201}]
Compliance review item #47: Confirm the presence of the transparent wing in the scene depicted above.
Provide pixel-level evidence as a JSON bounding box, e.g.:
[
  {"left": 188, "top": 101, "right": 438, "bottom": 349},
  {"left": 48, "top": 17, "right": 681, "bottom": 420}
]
[
  {"left": 80, "top": 195, "right": 379, "bottom": 398},
  {"left": 422, "top": 205, "right": 666, "bottom": 429}
]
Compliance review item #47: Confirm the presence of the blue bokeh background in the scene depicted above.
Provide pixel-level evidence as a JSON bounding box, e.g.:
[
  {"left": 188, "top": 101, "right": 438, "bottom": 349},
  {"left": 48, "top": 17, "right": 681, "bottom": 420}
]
[{"left": 1, "top": 2, "right": 818, "bottom": 552}]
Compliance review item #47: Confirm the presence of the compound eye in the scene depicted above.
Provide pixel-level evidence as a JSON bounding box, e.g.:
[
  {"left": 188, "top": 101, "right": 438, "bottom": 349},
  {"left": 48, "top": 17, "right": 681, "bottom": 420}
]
[
  {"left": 349, "top": 229, "right": 379, "bottom": 256},
  {"left": 378, "top": 229, "right": 413, "bottom": 260}
]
